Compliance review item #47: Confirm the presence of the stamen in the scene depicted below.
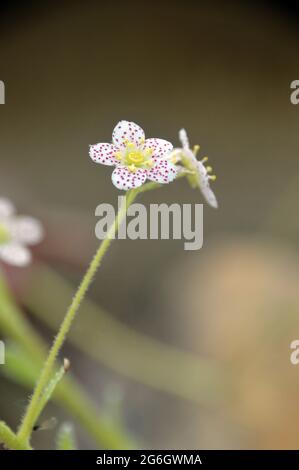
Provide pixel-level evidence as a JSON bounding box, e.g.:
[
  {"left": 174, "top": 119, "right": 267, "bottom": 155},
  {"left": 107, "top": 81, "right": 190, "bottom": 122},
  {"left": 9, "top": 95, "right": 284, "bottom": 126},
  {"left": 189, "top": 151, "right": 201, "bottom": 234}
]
[
  {"left": 128, "top": 164, "right": 136, "bottom": 173},
  {"left": 170, "top": 150, "right": 181, "bottom": 164},
  {"left": 206, "top": 166, "right": 213, "bottom": 173},
  {"left": 201, "top": 156, "right": 208, "bottom": 163},
  {"left": 193, "top": 145, "right": 200, "bottom": 156},
  {"left": 114, "top": 151, "right": 122, "bottom": 160},
  {"left": 209, "top": 175, "right": 216, "bottom": 181}
]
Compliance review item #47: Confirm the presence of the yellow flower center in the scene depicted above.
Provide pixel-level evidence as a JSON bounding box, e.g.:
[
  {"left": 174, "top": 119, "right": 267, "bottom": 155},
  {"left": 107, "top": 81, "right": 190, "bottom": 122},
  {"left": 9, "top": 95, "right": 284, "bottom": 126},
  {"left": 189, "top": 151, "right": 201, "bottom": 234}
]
[
  {"left": 126, "top": 151, "right": 145, "bottom": 165},
  {"left": 0, "top": 223, "right": 10, "bottom": 245},
  {"left": 115, "top": 141, "right": 154, "bottom": 172}
]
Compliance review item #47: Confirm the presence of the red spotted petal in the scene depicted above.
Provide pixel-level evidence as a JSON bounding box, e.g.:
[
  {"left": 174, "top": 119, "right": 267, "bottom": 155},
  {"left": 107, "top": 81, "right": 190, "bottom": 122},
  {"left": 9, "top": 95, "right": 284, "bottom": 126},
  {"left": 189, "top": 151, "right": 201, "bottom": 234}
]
[
  {"left": 142, "top": 138, "right": 173, "bottom": 158},
  {"left": 111, "top": 165, "right": 147, "bottom": 190},
  {"left": 147, "top": 159, "right": 177, "bottom": 184},
  {"left": 89, "top": 143, "right": 118, "bottom": 166},
  {"left": 112, "top": 121, "right": 145, "bottom": 149}
]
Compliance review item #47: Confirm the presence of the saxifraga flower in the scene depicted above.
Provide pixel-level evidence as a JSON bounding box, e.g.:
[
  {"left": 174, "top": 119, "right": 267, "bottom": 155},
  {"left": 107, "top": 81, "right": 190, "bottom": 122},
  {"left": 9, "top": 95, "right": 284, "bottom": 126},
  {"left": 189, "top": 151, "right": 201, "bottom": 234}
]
[
  {"left": 0, "top": 198, "right": 44, "bottom": 266},
  {"left": 170, "top": 129, "right": 218, "bottom": 208},
  {"left": 89, "top": 120, "right": 178, "bottom": 190}
]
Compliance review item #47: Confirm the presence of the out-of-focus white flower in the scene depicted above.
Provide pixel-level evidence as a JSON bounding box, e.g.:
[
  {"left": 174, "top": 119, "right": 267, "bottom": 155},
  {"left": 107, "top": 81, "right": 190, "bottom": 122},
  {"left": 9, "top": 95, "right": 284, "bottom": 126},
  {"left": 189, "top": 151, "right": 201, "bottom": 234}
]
[
  {"left": 170, "top": 129, "right": 218, "bottom": 208},
  {"left": 0, "top": 198, "right": 44, "bottom": 266},
  {"left": 89, "top": 120, "right": 177, "bottom": 190}
]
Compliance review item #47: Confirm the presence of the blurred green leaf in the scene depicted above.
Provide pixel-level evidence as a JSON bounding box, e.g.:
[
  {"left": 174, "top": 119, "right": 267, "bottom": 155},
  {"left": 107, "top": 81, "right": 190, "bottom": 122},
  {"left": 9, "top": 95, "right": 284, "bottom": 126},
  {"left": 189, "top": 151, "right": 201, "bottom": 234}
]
[{"left": 56, "top": 422, "right": 77, "bottom": 450}]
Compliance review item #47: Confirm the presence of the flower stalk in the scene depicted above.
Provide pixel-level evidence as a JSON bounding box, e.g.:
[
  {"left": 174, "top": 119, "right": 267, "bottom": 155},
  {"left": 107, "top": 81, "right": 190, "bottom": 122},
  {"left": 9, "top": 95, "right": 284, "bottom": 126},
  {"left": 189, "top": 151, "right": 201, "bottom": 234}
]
[
  {"left": 0, "top": 276, "right": 134, "bottom": 449},
  {"left": 0, "top": 421, "right": 31, "bottom": 450},
  {"left": 17, "top": 188, "right": 140, "bottom": 447}
]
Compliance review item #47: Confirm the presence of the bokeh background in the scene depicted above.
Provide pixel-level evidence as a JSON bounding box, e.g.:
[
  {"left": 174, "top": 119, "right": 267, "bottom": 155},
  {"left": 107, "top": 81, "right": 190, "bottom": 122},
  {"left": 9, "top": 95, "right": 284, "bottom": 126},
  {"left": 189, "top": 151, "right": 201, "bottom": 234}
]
[{"left": 1, "top": 0, "right": 299, "bottom": 449}]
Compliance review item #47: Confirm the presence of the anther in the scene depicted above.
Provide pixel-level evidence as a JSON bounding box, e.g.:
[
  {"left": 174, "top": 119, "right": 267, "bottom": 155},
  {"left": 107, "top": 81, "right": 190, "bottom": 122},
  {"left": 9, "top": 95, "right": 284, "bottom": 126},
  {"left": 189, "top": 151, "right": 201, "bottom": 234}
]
[
  {"left": 128, "top": 164, "right": 136, "bottom": 173},
  {"left": 115, "top": 151, "right": 122, "bottom": 160},
  {"left": 193, "top": 145, "right": 200, "bottom": 156}
]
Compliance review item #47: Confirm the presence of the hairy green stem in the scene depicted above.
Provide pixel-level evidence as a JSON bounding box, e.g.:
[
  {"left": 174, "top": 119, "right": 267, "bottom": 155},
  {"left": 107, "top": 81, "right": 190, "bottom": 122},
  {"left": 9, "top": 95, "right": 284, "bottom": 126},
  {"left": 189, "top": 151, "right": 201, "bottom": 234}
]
[
  {"left": 0, "top": 422, "right": 31, "bottom": 450},
  {"left": 0, "top": 290, "right": 134, "bottom": 449},
  {"left": 17, "top": 189, "right": 139, "bottom": 447}
]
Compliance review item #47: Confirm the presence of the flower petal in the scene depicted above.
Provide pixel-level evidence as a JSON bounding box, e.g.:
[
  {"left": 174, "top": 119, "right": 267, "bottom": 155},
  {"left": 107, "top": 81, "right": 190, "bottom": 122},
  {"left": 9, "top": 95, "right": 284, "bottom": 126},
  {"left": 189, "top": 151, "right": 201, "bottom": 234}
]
[
  {"left": 142, "top": 138, "right": 173, "bottom": 158},
  {"left": 147, "top": 159, "right": 178, "bottom": 184},
  {"left": 9, "top": 216, "right": 44, "bottom": 245},
  {"left": 89, "top": 143, "right": 118, "bottom": 166},
  {"left": 112, "top": 121, "right": 145, "bottom": 149},
  {"left": 184, "top": 147, "right": 198, "bottom": 167},
  {"left": 0, "top": 198, "right": 15, "bottom": 218},
  {"left": 0, "top": 242, "right": 31, "bottom": 266},
  {"left": 179, "top": 128, "right": 190, "bottom": 150},
  {"left": 111, "top": 165, "right": 147, "bottom": 190},
  {"left": 200, "top": 184, "right": 218, "bottom": 209},
  {"left": 197, "top": 162, "right": 218, "bottom": 208}
]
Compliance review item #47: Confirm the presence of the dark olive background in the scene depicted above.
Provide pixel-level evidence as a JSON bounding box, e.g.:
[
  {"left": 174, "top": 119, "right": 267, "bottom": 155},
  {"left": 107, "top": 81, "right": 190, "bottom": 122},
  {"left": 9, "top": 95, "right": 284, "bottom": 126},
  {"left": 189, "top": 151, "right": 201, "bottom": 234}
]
[{"left": 0, "top": 0, "right": 299, "bottom": 449}]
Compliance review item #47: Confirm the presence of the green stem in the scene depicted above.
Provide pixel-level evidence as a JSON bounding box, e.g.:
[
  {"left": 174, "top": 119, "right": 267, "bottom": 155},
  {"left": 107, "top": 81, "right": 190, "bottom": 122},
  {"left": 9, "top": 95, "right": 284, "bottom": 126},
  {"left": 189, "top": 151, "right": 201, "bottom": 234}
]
[
  {"left": 0, "top": 294, "right": 134, "bottom": 449},
  {"left": 0, "top": 277, "right": 134, "bottom": 448},
  {"left": 17, "top": 189, "right": 139, "bottom": 447},
  {"left": 0, "top": 422, "right": 31, "bottom": 450},
  {"left": 32, "top": 363, "right": 67, "bottom": 429}
]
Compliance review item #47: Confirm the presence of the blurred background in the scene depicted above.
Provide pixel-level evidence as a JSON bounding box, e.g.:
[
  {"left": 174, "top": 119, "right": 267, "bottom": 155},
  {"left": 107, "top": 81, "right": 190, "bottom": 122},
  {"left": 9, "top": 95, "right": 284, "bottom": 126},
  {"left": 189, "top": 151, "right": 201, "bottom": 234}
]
[{"left": 0, "top": 0, "right": 299, "bottom": 449}]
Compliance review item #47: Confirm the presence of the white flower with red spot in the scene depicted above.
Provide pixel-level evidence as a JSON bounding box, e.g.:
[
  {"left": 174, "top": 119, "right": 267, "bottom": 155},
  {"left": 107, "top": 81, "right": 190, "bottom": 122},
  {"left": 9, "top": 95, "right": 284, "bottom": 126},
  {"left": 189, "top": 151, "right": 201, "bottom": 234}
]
[
  {"left": 170, "top": 129, "right": 218, "bottom": 209},
  {"left": 0, "top": 198, "right": 44, "bottom": 267},
  {"left": 89, "top": 120, "right": 177, "bottom": 190}
]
